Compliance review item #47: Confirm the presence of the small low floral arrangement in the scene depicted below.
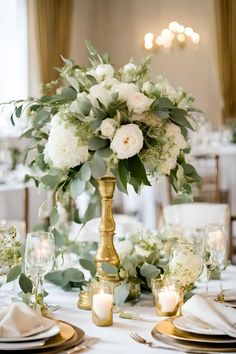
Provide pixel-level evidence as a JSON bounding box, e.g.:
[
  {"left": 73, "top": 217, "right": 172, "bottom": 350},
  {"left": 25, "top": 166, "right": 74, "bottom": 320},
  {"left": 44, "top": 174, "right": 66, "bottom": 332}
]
[{"left": 10, "top": 41, "right": 200, "bottom": 226}]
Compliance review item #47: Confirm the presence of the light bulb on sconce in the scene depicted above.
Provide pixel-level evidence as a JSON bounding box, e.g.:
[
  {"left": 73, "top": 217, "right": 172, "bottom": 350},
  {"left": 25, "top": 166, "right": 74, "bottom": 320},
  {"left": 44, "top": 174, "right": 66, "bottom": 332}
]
[
  {"left": 144, "top": 22, "right": 200, "bottom": 50},
  {"left": 144, "top": 32, "right": 154, "bottom": 49}
]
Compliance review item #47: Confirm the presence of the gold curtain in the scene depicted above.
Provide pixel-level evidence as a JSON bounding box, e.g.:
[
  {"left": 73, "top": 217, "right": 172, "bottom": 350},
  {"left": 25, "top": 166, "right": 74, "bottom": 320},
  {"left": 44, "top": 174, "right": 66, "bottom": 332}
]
[
  {"left": 215, "top": 0, "right": 236, "bottom": 121},
  {"left": 28, "top": 0, "right": 74, "bottom": 84}
]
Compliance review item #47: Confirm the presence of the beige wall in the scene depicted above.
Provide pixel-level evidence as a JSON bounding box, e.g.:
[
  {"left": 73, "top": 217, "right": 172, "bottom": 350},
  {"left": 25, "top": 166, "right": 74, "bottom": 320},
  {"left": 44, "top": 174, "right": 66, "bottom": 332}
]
[{"left": 70, "top": 0, "right": 222, "bottom": 129}]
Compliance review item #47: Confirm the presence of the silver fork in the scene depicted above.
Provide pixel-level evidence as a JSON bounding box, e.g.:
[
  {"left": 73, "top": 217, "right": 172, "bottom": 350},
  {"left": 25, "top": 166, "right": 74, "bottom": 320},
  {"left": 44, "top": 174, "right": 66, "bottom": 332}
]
[{"left": 65, "top": 337, "right": 99, "bottom": 354}]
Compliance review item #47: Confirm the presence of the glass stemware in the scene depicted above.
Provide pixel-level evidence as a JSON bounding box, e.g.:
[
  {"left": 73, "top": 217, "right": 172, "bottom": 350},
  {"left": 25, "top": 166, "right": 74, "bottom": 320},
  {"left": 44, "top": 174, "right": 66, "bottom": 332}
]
[
  {"left": 24, "top": 232, "right": 55, "bottom": 304},
  {"left": 205, "top": 224, "right": 227, "bottom": 300},
  {"left": 168, "top": 240, "right": 204, "bottom": 290}
]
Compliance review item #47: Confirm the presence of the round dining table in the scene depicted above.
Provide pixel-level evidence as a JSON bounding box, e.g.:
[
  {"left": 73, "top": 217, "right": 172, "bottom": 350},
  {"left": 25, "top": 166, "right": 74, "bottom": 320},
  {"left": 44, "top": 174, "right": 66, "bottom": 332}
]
[{"left": 46, "top": 265, "right": 236, "bottom": 354}]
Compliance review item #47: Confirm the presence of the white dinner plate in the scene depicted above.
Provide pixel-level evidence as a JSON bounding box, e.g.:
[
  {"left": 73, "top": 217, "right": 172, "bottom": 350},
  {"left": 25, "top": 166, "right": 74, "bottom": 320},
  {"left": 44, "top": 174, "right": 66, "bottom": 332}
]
[
  {"left": 0, "top": 323, "right": 60, "bottom": 343},
  {"left": 173, "top": 315, "right": 225, "bottom": 336},
  {"left": 0, "top": 339, "right": 46, "bottom": 350}
]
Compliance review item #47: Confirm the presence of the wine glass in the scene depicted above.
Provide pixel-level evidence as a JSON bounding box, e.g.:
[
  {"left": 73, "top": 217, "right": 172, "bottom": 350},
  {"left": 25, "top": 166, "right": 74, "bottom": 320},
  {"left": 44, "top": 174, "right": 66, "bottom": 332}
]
[
  {"left": 24, "top": 232, "right": 55, "bottom": 305},
  {"left": 205, "top": 224, "right": 227, "bottom": 301},
  {"left": 168, "top": 240, "right": 204, "bottom": 289}
]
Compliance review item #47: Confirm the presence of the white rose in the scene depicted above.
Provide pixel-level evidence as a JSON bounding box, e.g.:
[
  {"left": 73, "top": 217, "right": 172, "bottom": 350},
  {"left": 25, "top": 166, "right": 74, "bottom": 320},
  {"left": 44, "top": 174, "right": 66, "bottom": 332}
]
[
  {"left": 101, "top": 77, "right": 120, "bottom": 89},
  {"left": 45, "top": 115, "right": 89, "bottom": 169},
  {"left": 87, "top": 69, "right": 99, "bottom": 82},
  {"left": 88, "top": 84, "right": 112, "bottom": 108},
  {"left": 110, "top": 123, "right": 143, "bottom": 159},
  {"left": 100, "top": 118, "right": 116, "bottom": 139},
  {"left": 95, "top": 64, "right": 114, "bottom": 81},
  {"left": 112, "top": 83, "right": 138, "bottom": 101},
  {"left": 127, "top": 91, "right": 152, "bottom": 114}
]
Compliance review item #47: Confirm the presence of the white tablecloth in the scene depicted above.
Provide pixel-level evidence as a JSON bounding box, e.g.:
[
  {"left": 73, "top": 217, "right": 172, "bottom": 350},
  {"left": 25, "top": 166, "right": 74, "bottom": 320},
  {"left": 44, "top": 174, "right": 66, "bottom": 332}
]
[{"left": 46, "top": 265, "right": 236, "bottom": 354}]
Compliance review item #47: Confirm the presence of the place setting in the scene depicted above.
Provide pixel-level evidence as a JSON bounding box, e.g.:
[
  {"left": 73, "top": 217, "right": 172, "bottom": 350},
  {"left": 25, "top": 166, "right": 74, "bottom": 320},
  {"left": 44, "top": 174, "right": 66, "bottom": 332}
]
[{"left": 152, "top": 293, "right": 236, "bottom": 353}]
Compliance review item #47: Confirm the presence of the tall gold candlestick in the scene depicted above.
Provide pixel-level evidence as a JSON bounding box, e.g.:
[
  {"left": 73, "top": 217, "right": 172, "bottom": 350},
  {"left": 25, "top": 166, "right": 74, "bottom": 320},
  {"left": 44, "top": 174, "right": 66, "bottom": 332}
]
[{"left": 95, "top": 176, "right": 120, "bottom": 281}]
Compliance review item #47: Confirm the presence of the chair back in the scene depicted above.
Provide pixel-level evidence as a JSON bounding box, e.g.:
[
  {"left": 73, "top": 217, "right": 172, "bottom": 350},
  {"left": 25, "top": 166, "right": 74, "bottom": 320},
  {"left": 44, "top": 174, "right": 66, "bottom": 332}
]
[{"left": 163, "top": 203, "right": 232, "bottom": 259}]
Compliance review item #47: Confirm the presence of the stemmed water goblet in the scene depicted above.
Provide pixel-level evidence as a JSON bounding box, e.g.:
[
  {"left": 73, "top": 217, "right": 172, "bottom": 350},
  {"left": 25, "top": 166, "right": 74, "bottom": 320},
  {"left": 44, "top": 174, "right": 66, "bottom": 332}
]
[
  {"left": 205, "top": 224, "right": 227, "bottom": 301},
  {"left": 24, "top": 231, "right": 55, "bottom": 305}
]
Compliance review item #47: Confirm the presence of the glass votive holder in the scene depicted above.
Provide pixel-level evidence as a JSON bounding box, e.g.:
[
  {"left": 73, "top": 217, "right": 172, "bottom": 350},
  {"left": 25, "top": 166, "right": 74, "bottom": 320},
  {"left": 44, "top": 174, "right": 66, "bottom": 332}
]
[
  {"left": 90, "top": 281, "right": 113, "bottom": 327},
  {"left": 153, "top": 279, "right": 183, "bottom": 317}
]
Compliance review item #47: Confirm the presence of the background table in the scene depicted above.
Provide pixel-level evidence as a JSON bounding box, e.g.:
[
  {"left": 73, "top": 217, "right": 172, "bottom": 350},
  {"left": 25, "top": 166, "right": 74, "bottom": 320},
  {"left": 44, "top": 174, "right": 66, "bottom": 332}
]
[{"left": 46, "top": 265, "right": 236, "bottom": 354}]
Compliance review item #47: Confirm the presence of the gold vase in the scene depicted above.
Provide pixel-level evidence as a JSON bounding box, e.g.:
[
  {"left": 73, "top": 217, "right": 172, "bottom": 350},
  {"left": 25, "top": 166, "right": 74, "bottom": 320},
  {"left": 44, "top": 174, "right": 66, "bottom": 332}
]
[{"left": 95, "top": 176, "right": 120, "bottom": 281}]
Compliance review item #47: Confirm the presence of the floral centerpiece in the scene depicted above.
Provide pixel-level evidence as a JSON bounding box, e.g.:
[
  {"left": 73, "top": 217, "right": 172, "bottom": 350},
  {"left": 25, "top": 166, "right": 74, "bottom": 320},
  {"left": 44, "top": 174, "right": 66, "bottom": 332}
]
[
  {"left": 13, "top": 41, "right": 199, "bottom": 215},
  {"left": 7, "top": 41, "right": 201, "bottom": 301}
]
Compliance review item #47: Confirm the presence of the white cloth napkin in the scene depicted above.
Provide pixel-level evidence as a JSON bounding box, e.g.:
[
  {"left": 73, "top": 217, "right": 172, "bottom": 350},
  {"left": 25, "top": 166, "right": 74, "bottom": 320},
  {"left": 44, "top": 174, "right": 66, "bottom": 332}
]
[
  {"left": 0, "top": 302, "right": 55, "bottom": 338},
  {"left": 182, "top": 294, "right": 236, "bottom": 337}
]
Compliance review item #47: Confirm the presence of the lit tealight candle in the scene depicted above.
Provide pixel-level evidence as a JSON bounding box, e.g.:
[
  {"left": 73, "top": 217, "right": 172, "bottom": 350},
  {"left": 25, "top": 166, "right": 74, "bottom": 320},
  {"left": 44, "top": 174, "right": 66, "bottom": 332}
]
[
  {"left": 156, "top": 285, "right": 181, "bottom": 316},
  {"left": 91, "top": 286, "right": 113, "bottom": 327},
  {"left": 93, "top": 292, "right": 113, "bottom": 319}
]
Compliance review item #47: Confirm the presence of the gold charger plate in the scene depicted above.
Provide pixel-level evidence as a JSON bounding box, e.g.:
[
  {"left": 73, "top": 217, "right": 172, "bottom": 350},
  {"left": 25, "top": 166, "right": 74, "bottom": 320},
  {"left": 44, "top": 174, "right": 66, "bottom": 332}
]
[
  {"left": 3, "top": 321, "right": 85, "bottom": 353},
  {"left": 152, "top": 318, "right": 236, "bottom": 353}
]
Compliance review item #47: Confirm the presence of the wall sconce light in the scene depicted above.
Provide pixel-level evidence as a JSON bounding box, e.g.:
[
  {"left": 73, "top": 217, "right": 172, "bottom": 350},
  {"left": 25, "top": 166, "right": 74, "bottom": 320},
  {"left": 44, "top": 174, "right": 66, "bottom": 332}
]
[{"left": 144, "top": 21, "right": 200, "bottom": 50}]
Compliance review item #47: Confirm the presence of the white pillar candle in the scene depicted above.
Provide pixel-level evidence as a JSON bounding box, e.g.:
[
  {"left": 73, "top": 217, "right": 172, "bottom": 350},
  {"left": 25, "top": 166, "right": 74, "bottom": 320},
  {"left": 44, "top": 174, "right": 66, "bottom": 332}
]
[
  {"left": 158, "top": 287, "right": 179, "bottom": 313},
  {"left": 93, "top": 293, "right": 113, "bottom": 319}
]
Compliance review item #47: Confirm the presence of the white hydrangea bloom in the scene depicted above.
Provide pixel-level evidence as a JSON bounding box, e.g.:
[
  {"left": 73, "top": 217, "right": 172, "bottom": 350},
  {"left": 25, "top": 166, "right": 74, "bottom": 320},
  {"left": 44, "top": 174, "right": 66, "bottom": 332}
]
[{"left": 44, "top": 115, "right": 89, "bottom": 169}]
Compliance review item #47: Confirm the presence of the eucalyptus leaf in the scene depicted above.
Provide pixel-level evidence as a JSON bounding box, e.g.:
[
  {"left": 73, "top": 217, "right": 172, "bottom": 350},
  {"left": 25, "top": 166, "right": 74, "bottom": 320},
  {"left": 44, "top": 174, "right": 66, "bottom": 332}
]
[
  {"left": 70, "top": 178, "right": 86, "bottom": 198},
  {"left": 62, "top": 268, "right": 85, "bottom": 283},
  {"left": 88, "top": 137, "right": 109, "bottom": 151},
  {"left": 96, "top": 147, "right": 113, "bottom": 158},
  {"left": 78, "top": 98, "right": 92, "bottom": 115},
  {"left": 20, "top": 128, "right": 34, "bottom": 139},
  {"left": 45, "top": 270, "right": 68, "bottom": 287},
  {"left": 140, "top": 263, "right": 159, "bottom": 279},
  {"left": 6, "top": 265, "right": 21, "bottom": 282},
  {"left": 118, "top": 160, "right": 129, "bottom": 192},
  {"left": 114, "top": 282, "right": 129, "bottom": 306},
  {"left": 15, "top": 105, "right": 23, "bottom": 118},
  {"left": 33, "top": 109, "right": 51, "bottom": 127},
  {"left": 50, "top": 207, "right": 59, "bottom": 225},
  {"left": 41, "top": 173, "right": 63, "bottom": 189},
  {"left": 102, "top": 262, "right": 118, "bottom": 275},
  {"left": 19, "top": 273, "right": 33, "bottom": 294},
  {"left": 53, "top": 228, "right": 66, "bottom": 248},
  {"left": 127, "top": 155, "right": 150, "bottom": 187},
  {"left": 169, "top": 108, "right": 193, "bottom": 129},
  {"left": 90, "top": 153, "right": 107, "bottom": 178},
  {"left": 83, "top": 201, "right": 98, "bottom": 223},
  {"left": 79, "top": 258, "right": 96, "bottom": 276},
  {"left": 78, "top": 162, "right": 91, "bottom": 182}
]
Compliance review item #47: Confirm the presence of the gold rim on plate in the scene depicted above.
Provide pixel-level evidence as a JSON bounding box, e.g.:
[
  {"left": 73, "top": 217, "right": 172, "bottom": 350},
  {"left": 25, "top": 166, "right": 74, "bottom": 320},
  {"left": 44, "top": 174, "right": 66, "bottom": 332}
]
[
  {"left": 151, "top": 318, "right": 236, "bottom": 353},
  {"left": 20, "top": 321, "right": 85, "bottom": 353}
]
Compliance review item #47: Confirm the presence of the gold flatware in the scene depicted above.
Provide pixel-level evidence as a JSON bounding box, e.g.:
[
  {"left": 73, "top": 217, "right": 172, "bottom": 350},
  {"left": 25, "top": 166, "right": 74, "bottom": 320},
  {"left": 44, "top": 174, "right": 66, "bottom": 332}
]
[
  {"left": 129, "top": 332, "right": 221, "bottom": 353},
  {"left": 65, "top": 337, "right": 99, "bottom": 354},
  {"left": 130, "top": 332, "right": 180, "bottom": 351}
]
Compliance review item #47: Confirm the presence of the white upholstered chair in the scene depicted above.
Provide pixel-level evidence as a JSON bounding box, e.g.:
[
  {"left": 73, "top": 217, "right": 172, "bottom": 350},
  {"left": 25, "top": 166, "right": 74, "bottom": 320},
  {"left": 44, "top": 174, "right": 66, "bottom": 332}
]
[
  {"left": 70, "top": 214, "right": 144, "bottom": 243},
  {"left": 162, "top": 203, "right": 232, "bottom": 260}
]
